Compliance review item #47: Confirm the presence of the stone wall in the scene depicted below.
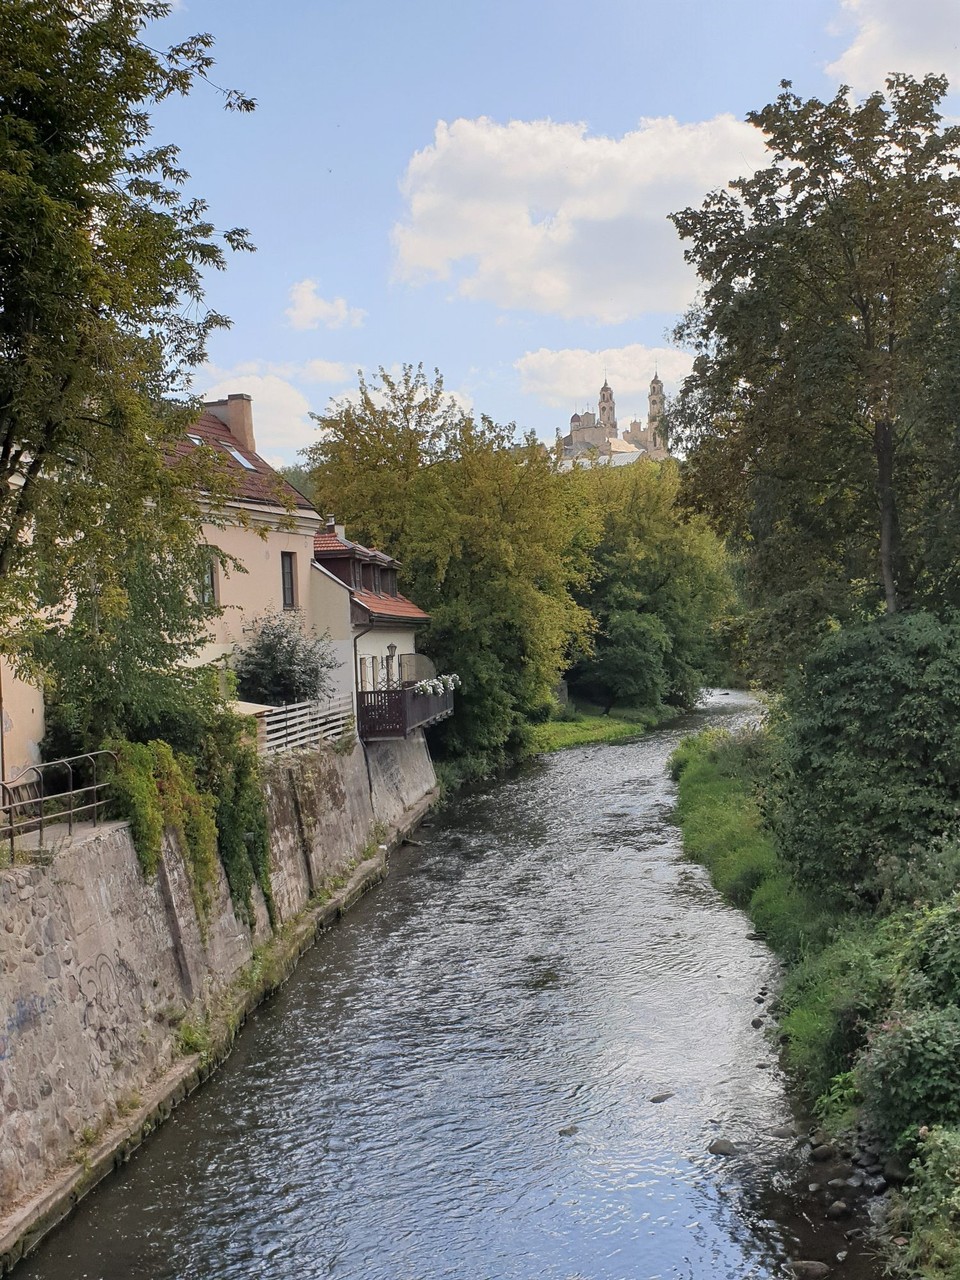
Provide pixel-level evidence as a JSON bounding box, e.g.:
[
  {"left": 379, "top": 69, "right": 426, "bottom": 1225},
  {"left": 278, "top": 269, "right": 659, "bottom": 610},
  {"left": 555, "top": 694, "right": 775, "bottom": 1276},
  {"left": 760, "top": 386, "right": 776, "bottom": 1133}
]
[{"left": 0, "top": 735, "right": 436, "bottom": 1226}]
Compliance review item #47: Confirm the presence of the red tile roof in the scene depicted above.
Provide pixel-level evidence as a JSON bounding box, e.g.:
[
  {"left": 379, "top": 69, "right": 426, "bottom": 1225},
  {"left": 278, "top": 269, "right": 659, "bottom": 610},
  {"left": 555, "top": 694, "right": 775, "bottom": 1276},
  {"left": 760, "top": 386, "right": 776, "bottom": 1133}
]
[
  {"left": 173, "top": 411, "right": 317, "bottom": 511},
  {"left": 313, "top": 527, "right": 398, "bottom": 565},
  {"left": 352, "top": 588, "right": 430, "bottom": 623},
  {"left": 314, "top": 519, "right": 426, "bottom": 622}
]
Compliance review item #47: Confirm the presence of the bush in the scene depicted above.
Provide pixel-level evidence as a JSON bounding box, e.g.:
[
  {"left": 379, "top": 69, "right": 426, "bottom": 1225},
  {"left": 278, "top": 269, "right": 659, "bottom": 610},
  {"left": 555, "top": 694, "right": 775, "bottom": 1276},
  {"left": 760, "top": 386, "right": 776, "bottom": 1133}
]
[
  {"left": 769, "top": 613, "right": 960, "bottom": 907},
  {"left": 233, "top": 610, "right": 339, "bottom": 706},
  {"left": 894, "top": 1126, "right": 960, "bottom": 1277},
  {"left": 858, "top": 1005, "right": 960, "bottom": 1148},
  {"left": 109, "top": 710, "right": 272, "bottom": 928},
  {"left": 777, "top": 921, "right": 898, "bottom": 1101},
  {"left": 897, "top": 895, "right": 960, "bottom": 1008}
]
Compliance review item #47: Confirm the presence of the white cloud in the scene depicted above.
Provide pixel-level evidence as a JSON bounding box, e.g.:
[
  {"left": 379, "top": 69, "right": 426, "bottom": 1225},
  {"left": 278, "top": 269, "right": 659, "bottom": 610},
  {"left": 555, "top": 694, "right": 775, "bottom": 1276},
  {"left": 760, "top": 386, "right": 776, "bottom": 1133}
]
[
  {"left": 515, "top": 344, "right": 693, "bottom": 415},
  {"left": 392, "top": 115, "right": 769, "bottom": 323},
  {"left": 826, "top": 0, "right": 960, "bottom": 91},
  {"left": 286, "top": 279, "right": 366, "bottom": 330},
  {"left": 301, "top": 358, "right": 353, "bottom": 383}
]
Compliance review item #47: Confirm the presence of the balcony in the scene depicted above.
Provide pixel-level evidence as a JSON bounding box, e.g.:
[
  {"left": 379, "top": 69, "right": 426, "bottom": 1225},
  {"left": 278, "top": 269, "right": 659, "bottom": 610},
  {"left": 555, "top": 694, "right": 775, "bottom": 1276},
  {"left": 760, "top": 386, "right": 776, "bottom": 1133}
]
[{"left": 357, "top": 685, "right": 454, "bottom": 741}]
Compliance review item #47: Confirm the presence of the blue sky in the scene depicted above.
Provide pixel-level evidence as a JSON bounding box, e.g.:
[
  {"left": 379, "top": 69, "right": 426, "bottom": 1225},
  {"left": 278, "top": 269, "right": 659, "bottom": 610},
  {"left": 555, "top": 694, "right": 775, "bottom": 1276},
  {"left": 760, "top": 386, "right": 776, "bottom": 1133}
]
[{"left": 154, "top": 0, "right": 960, "bottom": 465}]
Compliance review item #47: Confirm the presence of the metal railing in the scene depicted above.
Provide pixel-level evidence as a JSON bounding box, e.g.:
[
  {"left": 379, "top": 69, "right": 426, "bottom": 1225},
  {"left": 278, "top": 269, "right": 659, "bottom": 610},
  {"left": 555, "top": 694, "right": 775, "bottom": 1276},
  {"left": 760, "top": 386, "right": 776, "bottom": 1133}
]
[
  {"left": 257, "top": 694, "right": 355, "bottom": 755},
  {"left": 0, "top": 751, "right": 117, "bottom": 857}
]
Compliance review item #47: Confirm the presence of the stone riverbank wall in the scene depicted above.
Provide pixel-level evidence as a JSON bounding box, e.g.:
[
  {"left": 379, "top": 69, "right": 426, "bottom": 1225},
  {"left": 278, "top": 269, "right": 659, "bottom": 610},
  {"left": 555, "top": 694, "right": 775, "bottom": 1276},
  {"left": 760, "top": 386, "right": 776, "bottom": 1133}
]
[{"left": 0, "top": 732, "right": 437, "bottom": 1270}]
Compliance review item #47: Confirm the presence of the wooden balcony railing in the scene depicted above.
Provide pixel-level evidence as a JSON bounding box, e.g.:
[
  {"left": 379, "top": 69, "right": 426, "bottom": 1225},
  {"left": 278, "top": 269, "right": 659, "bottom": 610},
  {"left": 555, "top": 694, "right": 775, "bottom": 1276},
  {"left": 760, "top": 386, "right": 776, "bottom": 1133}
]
[{"left": 357, "top": 686, "right": 454, "bottom": 741}]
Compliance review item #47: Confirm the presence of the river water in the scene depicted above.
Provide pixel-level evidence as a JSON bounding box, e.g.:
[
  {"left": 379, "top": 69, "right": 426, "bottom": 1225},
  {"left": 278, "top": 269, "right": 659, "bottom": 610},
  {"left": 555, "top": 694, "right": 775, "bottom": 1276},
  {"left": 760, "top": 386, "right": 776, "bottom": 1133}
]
[{"left": 20, "top": 690, "right": 884, "bottom": 1280}]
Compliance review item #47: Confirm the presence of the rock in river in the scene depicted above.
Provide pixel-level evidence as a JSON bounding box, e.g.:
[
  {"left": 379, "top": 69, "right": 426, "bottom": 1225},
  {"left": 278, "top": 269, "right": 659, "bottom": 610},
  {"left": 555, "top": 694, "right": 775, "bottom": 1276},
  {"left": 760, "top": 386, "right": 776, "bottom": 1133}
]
[{"left": 708, "top": 1138, "right": 740, "bottom": 1157}]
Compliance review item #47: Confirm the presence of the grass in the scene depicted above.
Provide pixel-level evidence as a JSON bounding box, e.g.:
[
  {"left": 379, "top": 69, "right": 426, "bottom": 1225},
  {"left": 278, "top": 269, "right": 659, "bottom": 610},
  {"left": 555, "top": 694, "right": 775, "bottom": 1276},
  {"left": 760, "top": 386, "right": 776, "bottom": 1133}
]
[{"left": 528, "top": 700, "right": 663, "bottom": 753}]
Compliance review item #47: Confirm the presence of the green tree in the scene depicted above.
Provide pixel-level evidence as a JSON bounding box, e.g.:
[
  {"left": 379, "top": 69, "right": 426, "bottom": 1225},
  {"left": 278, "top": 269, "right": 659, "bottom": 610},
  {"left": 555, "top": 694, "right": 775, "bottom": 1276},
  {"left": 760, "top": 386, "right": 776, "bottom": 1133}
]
[
  {"left": 0, "top": 0, "right": 253, "bottom": 626},
  {"left": 234, "top": 611, "right": 340, "bottom": 706},
  {"left": 304, "top": 365, "right": 596, "bottom": 775},
  {"left": 569, "top": 462, "right": 733, "bottom": 712},
  {"left": 670, "top": 75, "right": 960, "bottom": 669}
]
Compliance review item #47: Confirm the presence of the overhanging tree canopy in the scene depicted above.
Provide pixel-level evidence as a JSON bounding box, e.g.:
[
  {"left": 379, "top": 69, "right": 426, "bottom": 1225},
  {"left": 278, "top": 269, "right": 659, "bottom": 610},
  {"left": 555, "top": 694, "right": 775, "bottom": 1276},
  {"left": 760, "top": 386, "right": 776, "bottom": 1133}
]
[
  {"left": 670, "top": 74, "right": 960, "bottom": 670},
  {"left": 0, "top": 0, "right": 253, "bottom": 626}
]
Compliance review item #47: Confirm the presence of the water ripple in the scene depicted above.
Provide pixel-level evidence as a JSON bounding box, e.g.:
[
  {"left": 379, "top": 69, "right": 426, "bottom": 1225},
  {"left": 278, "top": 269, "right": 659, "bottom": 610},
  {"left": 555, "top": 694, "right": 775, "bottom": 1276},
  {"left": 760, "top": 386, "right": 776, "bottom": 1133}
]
[{"left": 19, "top": 692, "right": 882, "bottom": 1280}]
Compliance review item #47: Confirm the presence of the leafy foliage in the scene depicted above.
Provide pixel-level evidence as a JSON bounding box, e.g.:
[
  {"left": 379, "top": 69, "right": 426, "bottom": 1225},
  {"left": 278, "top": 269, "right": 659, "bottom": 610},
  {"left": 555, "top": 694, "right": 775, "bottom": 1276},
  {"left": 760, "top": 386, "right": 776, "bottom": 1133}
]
[
  {"left": 110, "top": 739, "right": 219, "bottom": 931},
  {"left": 858, "top": 1006, "right": 960, "bottom": 1148},
  {"left": 670, "top": 75, "right": 960, "bottom": 676},
  {"left": 35, "top": 537, "right": 231, "bottom": 758},
  {"left": 769, "top": 613, "right": 960, "bottom": 906},
  {"left": 303, "top": 365, "right": 596, "bottom": 776},
  {"left": 0, "top": 0, "right": 253, "bottom": 626},
  {"left": 233, "top": 610, "right": 340, "bottom": 706},
  {"left": 568, "top": 462, "right": 732, "bottom": 711}
]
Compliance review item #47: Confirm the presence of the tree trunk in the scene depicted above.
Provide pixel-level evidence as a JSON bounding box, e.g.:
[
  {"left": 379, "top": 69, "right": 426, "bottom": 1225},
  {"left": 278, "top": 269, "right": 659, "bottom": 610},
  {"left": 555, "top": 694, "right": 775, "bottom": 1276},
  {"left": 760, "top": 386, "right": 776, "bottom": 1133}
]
[{"left": 875, "top": 418, "right": 899, "bottom": 614}]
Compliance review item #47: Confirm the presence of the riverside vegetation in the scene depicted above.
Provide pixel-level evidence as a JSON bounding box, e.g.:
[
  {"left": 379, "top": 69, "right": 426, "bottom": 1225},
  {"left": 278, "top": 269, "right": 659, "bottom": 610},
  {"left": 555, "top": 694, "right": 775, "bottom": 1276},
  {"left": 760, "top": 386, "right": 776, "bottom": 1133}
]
[
  {"left": 672, "top": 616, "right": 960, "bottom": 1278},
  {"left": 662, "top": 74, "right": 960, "bottom": 1278}
]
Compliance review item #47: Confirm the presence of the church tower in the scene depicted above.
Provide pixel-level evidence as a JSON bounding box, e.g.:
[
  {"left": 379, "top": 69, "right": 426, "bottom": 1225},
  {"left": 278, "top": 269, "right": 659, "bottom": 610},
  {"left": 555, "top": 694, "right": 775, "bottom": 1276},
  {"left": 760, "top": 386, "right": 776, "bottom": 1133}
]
[
  {"left": 647, "top": 372, "right": 664, "bottom": 444},
  {"left": 598, "top": 378, "right": 617, "bottom": 437}
]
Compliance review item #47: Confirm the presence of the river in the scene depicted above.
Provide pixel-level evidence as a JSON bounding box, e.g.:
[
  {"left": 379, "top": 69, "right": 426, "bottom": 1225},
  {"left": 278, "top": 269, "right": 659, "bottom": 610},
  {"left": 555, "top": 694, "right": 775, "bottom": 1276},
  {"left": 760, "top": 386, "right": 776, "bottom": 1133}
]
[{"left": 19, "top": 690, "right": 883, "bottom": 1280}]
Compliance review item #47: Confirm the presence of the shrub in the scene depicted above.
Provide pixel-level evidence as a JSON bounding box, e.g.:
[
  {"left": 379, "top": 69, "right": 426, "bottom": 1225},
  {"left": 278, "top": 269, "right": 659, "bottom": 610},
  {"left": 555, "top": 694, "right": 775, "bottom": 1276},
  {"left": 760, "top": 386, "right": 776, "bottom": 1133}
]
[
  {"left": 897, "top": 895, "right": 960, "bottom": 1008},
  {"left": 894, "top": 1126, "right": 960, "bottom": 1277},
  {"left": 769, "top": 613, "right": 960, "bottom": 907},
  {"left": 858, "top": 1005, "right": 960, "bottom": 1148},
  {"left": 777, "top": 920, "right": 898, "bottom": 1101},
  {"left": 233, "top": 610, "right": 339, "bottom": 705}
]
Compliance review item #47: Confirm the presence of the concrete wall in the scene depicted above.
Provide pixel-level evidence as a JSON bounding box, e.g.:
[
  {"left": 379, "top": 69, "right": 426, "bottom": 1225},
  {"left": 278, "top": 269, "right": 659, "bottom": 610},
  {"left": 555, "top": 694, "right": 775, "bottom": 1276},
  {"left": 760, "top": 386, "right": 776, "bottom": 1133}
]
[
  {"left": 0, "top": 735, "right": 436, "bottom": 1221},
  {"left": 0, "top": 661, "right": 44, "bottom": 783}
]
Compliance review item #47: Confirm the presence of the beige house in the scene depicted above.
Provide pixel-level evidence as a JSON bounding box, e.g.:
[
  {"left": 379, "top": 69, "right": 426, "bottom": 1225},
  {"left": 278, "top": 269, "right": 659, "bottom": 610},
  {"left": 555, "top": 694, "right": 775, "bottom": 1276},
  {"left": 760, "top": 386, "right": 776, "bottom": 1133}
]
[
  {"left": 0, "top": 394, "right": 446, "bottom": 777},
  {"left": 0, "top": 659, "right": 44, "bottom": 783},
  {"left": 184, "top": 395, "right": 355, "bottom": 707}
]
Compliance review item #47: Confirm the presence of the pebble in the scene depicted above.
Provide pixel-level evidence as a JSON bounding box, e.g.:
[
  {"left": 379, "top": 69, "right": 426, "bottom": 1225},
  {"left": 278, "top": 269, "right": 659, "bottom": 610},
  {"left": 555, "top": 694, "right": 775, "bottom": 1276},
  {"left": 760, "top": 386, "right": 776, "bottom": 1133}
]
[
  {"left": 558, "top": 1124, "right": 578, "bottom": 1137},
  {"left": 810, "top": 1144, "right": 836, "bottom": 1162},
  {"left": 786, "top": 1263, "right": 831, "bottom": 1279},
  {"left": 825, "top": 1199, "right": 850, "bottom": 1220},
  {"left": 649, "top": 1092, "right": 674, "bottom": 1104},
  {"left": 770, "top": 1125, "right": 795, "bottom": 1139},
  {"left": 751, "top": 1017, "right": 765, "bottom": 1028}
]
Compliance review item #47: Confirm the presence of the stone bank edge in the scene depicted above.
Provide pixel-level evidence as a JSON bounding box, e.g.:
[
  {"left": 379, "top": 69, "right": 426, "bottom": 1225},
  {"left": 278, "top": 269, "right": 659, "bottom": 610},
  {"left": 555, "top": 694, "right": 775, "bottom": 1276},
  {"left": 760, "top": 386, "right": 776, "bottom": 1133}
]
[{"left": 0, "top": 737, "right": 436, "bottom": 1275}]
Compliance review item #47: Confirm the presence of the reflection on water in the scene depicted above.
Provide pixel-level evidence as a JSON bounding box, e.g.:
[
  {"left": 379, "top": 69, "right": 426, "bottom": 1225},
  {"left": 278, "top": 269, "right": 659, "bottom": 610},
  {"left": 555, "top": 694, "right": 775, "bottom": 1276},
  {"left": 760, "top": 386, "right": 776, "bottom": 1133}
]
[{"left": 19, "top": 691, "right": 882, "bottom": 1280}]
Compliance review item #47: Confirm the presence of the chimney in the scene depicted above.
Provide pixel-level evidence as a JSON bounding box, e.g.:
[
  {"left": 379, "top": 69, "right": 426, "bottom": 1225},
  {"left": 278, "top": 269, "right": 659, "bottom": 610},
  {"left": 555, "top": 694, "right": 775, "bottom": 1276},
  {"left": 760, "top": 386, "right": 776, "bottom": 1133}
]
[{"left": 204, "top": 393, "right": 256, "bottom": 454}]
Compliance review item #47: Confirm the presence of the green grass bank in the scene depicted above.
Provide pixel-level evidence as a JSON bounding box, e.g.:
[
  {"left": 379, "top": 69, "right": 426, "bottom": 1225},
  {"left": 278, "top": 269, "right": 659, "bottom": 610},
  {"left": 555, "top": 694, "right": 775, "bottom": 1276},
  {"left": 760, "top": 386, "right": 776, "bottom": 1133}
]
[
  {"left": 670, "top": 727, "right": 960, "bottom": 1279},
  {"left": 528, "top": 700, "right": 664, "bottom": 753}
]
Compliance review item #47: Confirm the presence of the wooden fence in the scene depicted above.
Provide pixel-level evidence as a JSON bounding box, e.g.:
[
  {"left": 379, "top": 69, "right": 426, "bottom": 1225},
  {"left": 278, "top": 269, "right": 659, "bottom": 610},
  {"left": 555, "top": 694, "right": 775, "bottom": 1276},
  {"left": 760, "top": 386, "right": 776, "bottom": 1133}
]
[{"left": 256, "top": 695, "right": 355, "bottom": 755}]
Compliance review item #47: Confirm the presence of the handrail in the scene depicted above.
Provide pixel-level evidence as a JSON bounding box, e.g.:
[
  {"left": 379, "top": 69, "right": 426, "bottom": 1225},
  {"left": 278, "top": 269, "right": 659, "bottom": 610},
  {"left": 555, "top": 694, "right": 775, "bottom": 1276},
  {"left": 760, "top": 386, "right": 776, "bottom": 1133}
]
[{"left": 0, "top": 750, "right": 118, "bottom": 859}]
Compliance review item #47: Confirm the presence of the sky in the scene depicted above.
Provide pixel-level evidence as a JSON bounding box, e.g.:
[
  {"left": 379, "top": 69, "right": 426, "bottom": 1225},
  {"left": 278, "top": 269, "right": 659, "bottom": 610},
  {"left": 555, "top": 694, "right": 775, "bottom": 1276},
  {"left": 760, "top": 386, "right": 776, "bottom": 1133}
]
[{"left": 153, "top": 0, "right": 960, "bottom": 467}]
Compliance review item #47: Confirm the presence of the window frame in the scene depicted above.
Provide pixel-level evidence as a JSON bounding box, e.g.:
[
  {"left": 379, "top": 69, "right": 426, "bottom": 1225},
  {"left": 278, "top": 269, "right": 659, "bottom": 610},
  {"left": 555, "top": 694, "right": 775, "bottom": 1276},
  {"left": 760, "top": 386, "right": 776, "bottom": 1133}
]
[{"left": 281, "top": 550, "right": 297, "bottom": 609}]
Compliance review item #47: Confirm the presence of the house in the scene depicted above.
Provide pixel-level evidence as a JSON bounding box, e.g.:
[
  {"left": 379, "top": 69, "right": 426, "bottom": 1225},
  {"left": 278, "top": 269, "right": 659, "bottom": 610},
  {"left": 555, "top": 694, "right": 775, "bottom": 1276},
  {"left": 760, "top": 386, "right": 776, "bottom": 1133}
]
[
  {"left": 180, "top": 395, "right": 355, "bottom": 709},
  {"left": 313, "top": 516, "right": 454, "bottom": 740}
]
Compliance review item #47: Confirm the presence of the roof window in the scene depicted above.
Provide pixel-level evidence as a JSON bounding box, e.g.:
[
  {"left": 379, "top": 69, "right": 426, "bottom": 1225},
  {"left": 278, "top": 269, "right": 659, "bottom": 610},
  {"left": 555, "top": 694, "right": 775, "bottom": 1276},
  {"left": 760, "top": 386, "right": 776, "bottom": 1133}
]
[{"left": 222, "top": 444, "right": 257, "bottom": 470}]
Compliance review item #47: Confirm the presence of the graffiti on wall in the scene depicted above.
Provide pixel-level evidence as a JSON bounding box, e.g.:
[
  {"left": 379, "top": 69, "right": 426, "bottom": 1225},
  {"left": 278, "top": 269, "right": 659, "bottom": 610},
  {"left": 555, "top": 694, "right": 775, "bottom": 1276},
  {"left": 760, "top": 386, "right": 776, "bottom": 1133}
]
[{"left": 0, "top": 993, "right": 47, "bottom": 1062}]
